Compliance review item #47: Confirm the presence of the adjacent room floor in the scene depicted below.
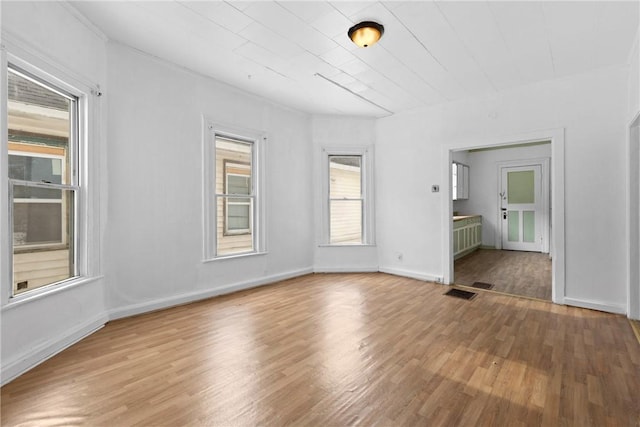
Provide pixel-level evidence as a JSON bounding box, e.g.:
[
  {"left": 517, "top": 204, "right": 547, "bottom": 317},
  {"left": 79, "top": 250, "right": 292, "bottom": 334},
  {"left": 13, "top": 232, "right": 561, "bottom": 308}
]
[
  {"left": 454, "top": 249, "right": 552, "bottom": 300},
  {"left": 2, "top": 273, "right": 638, "bottom": 426}
]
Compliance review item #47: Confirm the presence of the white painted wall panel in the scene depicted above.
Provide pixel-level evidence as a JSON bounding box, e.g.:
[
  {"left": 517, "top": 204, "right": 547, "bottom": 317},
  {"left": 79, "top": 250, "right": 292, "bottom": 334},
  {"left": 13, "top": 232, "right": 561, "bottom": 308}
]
[
  {"left": 1, "top": 1, "right": 108, "bottom": 383},
  {"left": 105, "top": 43, "right": 314, "bottom": 310},
  {"left": 377, "top": 65, "right": 629, "bottom": 309},
  {"left": 629, "top": 31, "right": 640, "bottom": 123}
]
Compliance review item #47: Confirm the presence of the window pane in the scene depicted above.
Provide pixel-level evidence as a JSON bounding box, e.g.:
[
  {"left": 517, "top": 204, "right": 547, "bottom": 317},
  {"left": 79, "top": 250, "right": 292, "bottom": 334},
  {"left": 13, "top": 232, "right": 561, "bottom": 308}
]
[
  {"left": 8, "top": 69, "right": 72, "bottom": 185},
  {"left": 508, "top": 170, "right": 535, "bottom": 204},
  {"left": 8, "top": 66, "right": 78, "bottom": 296},
  {"left": 523, "top": 210, "right": 535, "bottom": 243},
  {"left": 227, "top": 202, "right": 250, "bottom": 230},
  {"left": 217, "top": 196, "right": 253, "bottom": 255},
  {"left": 214, "top": 136, "right": 255, "bottom": 257},
  {"left": 227, "top": 174, "right": 250, "bottom": 195},
  {"left": 508, "top": 210, "right": 520, "bottom": 242},
  {"left": 452, "top": 163, "right": 458, "bottom": 200},
  {"left": 330, "top": 156, "right": 361, "bottom": 198},
  {"left": 12, "top": 186, "right": 75, "bottom": 294},
  {"left": 330, "top": 200, "right": 362, "bottom": 244}
]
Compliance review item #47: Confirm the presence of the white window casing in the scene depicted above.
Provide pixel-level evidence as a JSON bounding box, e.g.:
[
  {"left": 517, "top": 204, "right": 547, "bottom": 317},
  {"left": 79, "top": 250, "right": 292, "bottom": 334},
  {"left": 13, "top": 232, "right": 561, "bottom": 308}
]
[
  {"left": 202, "top": 120, "right": 266, "bottom": 260},
  {"left": 321, "top": 146, "right": 375, "bottom": 246}
]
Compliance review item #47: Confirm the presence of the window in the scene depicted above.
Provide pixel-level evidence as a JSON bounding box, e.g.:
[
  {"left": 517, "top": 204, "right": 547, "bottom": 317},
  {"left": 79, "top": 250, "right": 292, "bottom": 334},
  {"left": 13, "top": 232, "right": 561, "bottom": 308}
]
[
  {"left": 204, "top": 125, "right": 265, "bottom": 259},
  {"left": 329, "top": 156, "right": 363, "bottom": 244},
  {"left": 452, "top": 162, "right": 469, "bottom": 200},
  {"left": 7, "top": 64, "right": 80, "bottom": 295},
  {"left": 224, "top": 161, "right": 251, "bottom": 235},
  {"left": 323, "top": 148, "right": 373, "bottom": 245}
]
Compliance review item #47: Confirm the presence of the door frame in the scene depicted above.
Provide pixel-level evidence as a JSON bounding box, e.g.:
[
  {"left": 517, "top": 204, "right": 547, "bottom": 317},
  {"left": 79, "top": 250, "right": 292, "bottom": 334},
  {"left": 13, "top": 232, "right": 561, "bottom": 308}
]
[
  {"left": 441, "top": 128, "right": 565, "bottom": 305},
  {"left": 496, "top": 158, "right": 550, "bottom": 253},
  {"left": 628, "top": 111, "right": 640, "bottom": 320}
]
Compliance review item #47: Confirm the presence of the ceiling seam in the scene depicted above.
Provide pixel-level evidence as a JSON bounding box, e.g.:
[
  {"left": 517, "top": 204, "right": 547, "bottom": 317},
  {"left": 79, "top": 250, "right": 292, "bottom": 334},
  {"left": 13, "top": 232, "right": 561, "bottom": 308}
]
[
  {"left": 485, "top": 2, "right": 524, "bottom": 85},
  {"left": 382, "top": 3, "right": 460, "bottom": 102},
  {"left": 433, "top": 2, "right": 498, "bottom": 93},
  {"left": 314, "top": 73, "right": 394, "bottom": 115}
]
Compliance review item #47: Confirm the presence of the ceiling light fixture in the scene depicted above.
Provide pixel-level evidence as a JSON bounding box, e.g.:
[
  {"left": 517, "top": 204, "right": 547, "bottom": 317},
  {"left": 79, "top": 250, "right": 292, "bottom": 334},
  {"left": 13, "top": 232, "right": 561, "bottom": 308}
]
[{"left": 348, "top": 21, "right": 384, "bottom": 48}]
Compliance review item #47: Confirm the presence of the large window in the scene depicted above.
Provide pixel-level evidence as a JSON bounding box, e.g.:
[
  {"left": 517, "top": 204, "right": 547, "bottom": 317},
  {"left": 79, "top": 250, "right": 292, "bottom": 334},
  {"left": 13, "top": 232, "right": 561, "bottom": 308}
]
[
  {"left": 324, "top": 148, "right": 373, "bottom": 245},
  {"left": 7, "top": 64, "right": 80, "bottom": 295},
  {"left": 204, "top": 126, "right": 264, "bottom": 259},
  {"left": 329, "top": 156, "right": 363, "bottom": 244}
]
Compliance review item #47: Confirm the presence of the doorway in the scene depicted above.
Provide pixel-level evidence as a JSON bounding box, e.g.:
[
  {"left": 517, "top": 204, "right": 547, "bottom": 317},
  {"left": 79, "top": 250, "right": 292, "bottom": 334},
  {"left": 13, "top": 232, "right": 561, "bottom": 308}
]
[
  {"left": 451, "top": 150, "right": 551, "bottom": 300},
  {"left": 442, "top": 129, "right": 565, "bottom": 304},
  {"left": 501, "top": 165, "right": 543, "bottom": 252},
  {"left": 498, "top": 159, "right": 550, "bottom": 253}
]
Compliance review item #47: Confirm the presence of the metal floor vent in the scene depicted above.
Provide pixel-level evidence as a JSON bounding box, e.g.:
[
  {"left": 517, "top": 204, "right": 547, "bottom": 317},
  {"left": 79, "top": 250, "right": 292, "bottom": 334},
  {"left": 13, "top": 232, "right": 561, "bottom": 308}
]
[
  {"left": 472, "top": 281, "right": 494, "bottom": 290},
  {"left": 444, "top": 288, "right": 477, "bottom": 300}
]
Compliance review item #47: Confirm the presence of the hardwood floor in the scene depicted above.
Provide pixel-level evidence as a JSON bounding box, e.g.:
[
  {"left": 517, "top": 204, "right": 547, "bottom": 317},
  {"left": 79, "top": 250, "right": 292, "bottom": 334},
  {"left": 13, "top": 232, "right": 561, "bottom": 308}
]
[
  {"left": 2, "top": 273, "right": 639, "bottom": 426},
  {"left": 454, "top": 249, "right": 552, "bottom": 300}
]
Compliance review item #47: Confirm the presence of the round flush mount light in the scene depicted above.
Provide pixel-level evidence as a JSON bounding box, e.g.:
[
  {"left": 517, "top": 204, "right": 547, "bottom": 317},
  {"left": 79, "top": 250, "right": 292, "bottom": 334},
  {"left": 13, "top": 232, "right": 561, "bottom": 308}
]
[{"left": 348, "top": 21, "right": 384, "bottom": 48}]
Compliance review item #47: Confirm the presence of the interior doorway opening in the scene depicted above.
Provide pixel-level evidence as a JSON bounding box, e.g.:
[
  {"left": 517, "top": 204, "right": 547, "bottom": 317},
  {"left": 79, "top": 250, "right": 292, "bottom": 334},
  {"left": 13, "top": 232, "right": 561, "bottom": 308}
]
[
  {"left": 450, "top": 143, "right": 551, "bottom": 300},
  {"left": 442, "top": 129, "right": 565, "bottom": 305}
]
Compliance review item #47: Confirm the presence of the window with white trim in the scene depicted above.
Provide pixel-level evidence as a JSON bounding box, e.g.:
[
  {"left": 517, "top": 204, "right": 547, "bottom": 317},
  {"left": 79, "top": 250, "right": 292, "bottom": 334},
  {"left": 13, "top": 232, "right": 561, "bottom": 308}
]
[
  {"left": 204, "top": 126, "right": 265, "bottom": 259},
  {"left": 7, "top": 64, "right": 80, "bottom": 295},
  {"left": 323, "top": 148, "right": 374, "bottom": 245}
]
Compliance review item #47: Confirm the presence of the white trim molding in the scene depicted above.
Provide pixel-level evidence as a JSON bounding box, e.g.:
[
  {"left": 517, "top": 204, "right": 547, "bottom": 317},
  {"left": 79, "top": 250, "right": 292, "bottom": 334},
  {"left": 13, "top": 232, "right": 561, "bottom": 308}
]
[
  {"left": 109, "top": 267, "right": 313, "bottom": 321},
  {"left": 1, "top": 313, "right": 108, "bottom": 386},
  {"left": 314, "top": 266, "right": 379, "bottom": 274},
  {"left": 379, "top": 267, "right": 444, "bottom": 283},
  {"left": 564, "top": 298, "right": 626, "bottom": 315},
  {"left": 627, "top": 111, "right": 640, "bottom": 319}
]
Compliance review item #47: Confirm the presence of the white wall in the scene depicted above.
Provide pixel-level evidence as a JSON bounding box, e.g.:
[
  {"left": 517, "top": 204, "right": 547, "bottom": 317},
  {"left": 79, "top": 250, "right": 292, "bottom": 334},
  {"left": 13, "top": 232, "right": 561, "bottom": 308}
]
[
  {"left": 105, "top": 43, "right": 315, "bottom": 316},
  {"left": 629, "top": 29, "right": 639, "bottom": 123},
  {"left": 462, "top": 144, "right": 551, "bottom": 248},
  {"left": 312, "top": 116, "right": 378, "bottom": 272},
  {"left": 377, "top": 65, "right": 629, "bottom": 311},
  {"left": 1, "top": 2, "right": 109, "bottom": 383}
]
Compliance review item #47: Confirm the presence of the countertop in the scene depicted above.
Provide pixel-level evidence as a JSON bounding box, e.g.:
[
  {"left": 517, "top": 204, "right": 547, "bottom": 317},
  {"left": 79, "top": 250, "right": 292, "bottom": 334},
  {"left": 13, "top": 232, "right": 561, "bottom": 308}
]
[{"left": 453, "top": 215, "right": 481, "bottom": 221}]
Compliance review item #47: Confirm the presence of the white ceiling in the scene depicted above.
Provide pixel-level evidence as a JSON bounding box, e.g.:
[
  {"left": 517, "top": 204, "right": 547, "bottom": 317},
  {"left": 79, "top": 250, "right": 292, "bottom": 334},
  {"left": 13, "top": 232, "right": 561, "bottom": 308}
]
[{"left": 70, "top": 1, "right": 639, "bottom": 118}]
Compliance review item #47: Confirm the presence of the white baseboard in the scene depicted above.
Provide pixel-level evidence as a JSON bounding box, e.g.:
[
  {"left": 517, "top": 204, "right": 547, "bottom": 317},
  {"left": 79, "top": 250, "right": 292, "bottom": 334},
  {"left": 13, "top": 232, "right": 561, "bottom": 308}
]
[
  {"left": 563, "top": 297, "right": 626, "bottom": 315},
  {"left": 109, "top": 267, "right": 314, "bottom": 320},
  {"left": 1, "top": 313, "right": 108, "bottom": 386},
  {"left": 313, "top": 266, "right": 379, "bottom": 273},
  {"left": 378, "top": 267, "right": 443, "bottom": 283}
]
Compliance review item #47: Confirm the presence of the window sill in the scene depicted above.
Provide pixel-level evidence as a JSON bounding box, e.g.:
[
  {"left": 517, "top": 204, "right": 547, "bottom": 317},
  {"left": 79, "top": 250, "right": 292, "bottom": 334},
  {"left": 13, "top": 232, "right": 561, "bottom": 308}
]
[
  {"left": 202, "top": 251, "right": 268, "bottom": 263},
  {"left": 2, "top": 275, "right": 104, "bottom": 312},
  {"left": 14, "top": 244, "right": 69, "bottom": 254}
]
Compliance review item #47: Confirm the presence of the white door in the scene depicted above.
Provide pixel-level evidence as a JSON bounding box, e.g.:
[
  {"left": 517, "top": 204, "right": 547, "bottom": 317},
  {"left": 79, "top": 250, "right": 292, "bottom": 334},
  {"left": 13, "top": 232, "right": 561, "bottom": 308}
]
[{"left": 500, "top": 165, "right": 543, "bottom": 252}]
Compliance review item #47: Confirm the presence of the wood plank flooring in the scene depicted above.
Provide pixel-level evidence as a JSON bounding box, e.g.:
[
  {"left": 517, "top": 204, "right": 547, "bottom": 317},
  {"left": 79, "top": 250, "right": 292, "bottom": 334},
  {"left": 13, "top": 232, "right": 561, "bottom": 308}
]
[
  {"left": 455, "top": 249, "right": 552, "bottom": 300},
  {"left": 2, "top": 273, "right": 639, "bottom": 426}
]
